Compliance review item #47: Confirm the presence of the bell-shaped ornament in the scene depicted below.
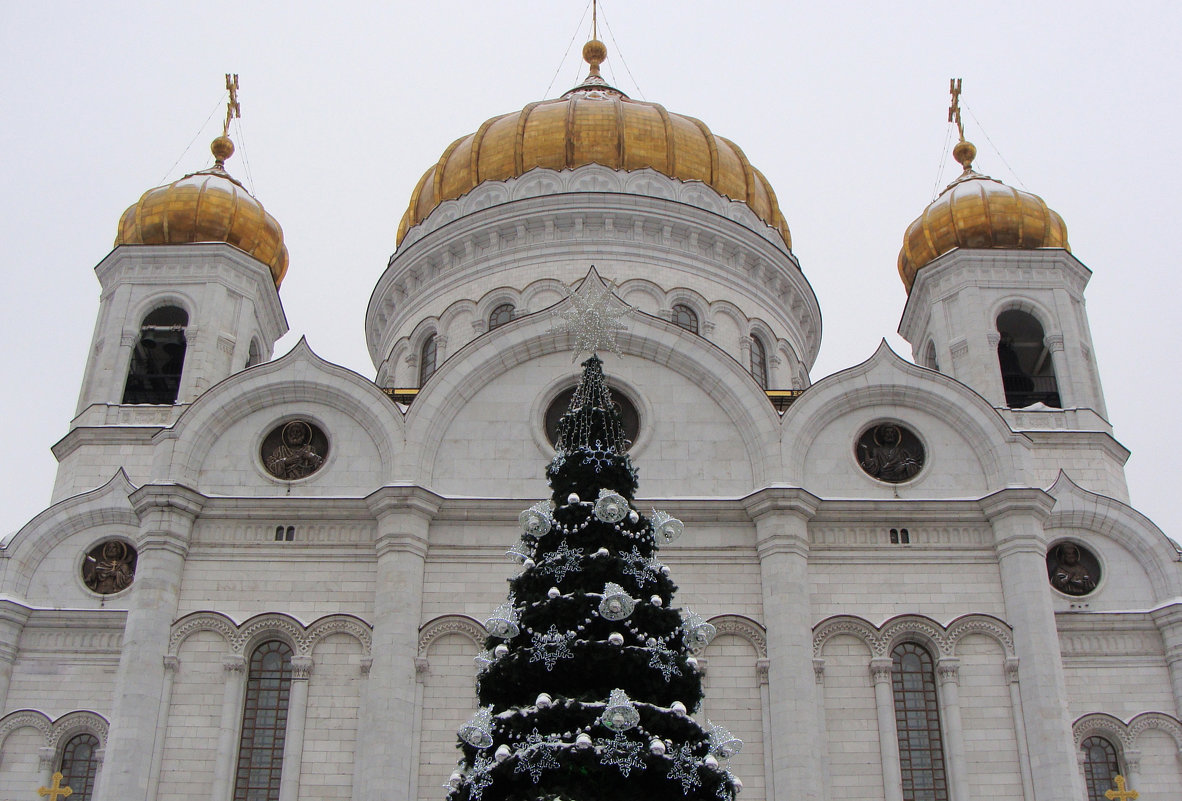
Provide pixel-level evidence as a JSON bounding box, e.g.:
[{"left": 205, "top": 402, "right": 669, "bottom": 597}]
[
  {"left": 593, "top": 490, "right": 630, "bottom": 524},
  {"left": 505, "top": 537, "right": 534, "bottom": 563},
  {"left": 650, "top": 509, "right": 684, "bottom": 544},
  {"left": 682, "top": 609, "right": 716, "bottom": 651},
  {"left": 707, "top": 720, "right": 744, "bottom": 759},
  {"left": 484, "top": 599, "right": 520, "bottom": 639},
  {"left": 473, "top": 649, "right": 494, "bottom": 670},
  {"left": 598, "top": 582, "right": 635, "bottom": 621},
  {"left": 519, "top": 501, "right": 553, "bottom": 537},
  {"left": 459, "top": 706, "right": 494, "bottom": 748},
  {"left": 600, "top": 688, "right": 640, "bottom": 732}
]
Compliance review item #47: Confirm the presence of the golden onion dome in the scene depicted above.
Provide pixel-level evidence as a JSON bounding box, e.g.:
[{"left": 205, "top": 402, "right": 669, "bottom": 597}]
[
  {"left": 115, "top": 136, "right": 289, "bottom": 287},
  {"left": 898, "top": 139, "right": 1069, "bottom": 292},
  {"left": 396, "top": 40, "right": 791, "bottom": 248}
]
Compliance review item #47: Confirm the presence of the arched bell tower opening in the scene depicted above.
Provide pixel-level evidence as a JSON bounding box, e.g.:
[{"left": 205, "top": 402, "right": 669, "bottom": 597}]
[
  {"left": 122, "top": 305, "right": 188, "bottom": 405},
  {"left": 996, "top": 309, "right": 1060, "bottom": 408}
]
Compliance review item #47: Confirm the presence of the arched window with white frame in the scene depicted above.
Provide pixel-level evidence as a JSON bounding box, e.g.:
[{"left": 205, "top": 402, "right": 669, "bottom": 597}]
[
  {"left": 488, "top": 303, "right": 515, "bottom": 331},
  {"left": 419, "top": 334, "right": 438, "bottom": 386},
  {"left": 672, "top": 304, "right": 699, "bottom": 334},
  {"left": 749, "top": 335, "right": 769, "bottom": 389},
  {"left": 1080, "top": 735, "right": 1122, "bottom": 801},
  {"left": 58, "top": 732, "right": 101, "bottom": 801},
  {"left": 891, "top": 642, "right": 949, "bottom": 801},
  {"left": 233, "top": 640, "right": 294, "bottom": 801}
]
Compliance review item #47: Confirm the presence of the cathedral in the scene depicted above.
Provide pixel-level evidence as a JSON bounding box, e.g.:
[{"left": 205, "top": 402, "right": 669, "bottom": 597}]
[{"left": 0, "top": 31, "right": 1179, "bottom": 801}]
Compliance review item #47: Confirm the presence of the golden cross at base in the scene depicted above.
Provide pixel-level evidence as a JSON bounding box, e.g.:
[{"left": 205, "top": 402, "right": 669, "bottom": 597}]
[
  {"left": 37, "top": 772, "right": 73, "bottom": 801},
  {"left": 224, "top": 73, "right": 241, "bottom": 137},
  {"left": 1105, "top": 774, "right": 1138, "bottom": 801},
  {"left": 948, "top": 77, "right": 964, "bottom": 141}
]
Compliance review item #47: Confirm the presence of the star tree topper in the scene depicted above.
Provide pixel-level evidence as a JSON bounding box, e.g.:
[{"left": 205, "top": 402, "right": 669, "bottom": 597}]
[{"left": 551, "top": 266, "right": 635, "bottom": 359}]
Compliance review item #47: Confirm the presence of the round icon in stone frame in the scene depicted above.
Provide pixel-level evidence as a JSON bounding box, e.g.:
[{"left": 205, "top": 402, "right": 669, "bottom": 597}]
[
  {"left": 1046, "top": 541, "right": 1101, "bottom": 596},
  {"left": 82, "top": 539, "right": 138, "bottom": 595},
  {"left": 261, "top": 419, "right": 329, "bottom": 480},
  {"left": 855, "top": 422, "right": 925, "bottom": 483}
]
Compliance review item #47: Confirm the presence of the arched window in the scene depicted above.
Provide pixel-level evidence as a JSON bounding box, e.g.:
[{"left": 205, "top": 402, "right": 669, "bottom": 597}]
[
  {"left": 122, "top": 305, "right": 188, "bottom": 404},
  {"left": 1081, "top": 736, "right": 1122, "bottom": 801},
  {"left": 488, "top": 303, "right": 515, "bottom": 331},
  {"left": 419, "top": 334, "right": 438, "bottom": 386},
  {"left": 996, "top": 309, "right": 1060, "bottom": 408},
  {"left": 246, "top": 339, "right": 262, "bottom": 369},
  {"left": 891, "top": 642, "right": 949, "bottom": 801},
  {"left": 749, "top": 336, "right": 769, "bottom": 389},
  {"left": 58, "top": 733, "right": 101, "bottom": 801},
  {"left": 923, "top": 341, "right": 940, "bottom": 371},
  {"left": 672, "top": 304, "right": 699, "bottom": 334},
  {"left": 234, "top": 640, "right": 293, "bottom": 801}
]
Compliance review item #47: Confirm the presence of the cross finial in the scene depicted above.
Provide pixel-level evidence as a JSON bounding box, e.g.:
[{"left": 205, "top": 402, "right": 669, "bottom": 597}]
[
  {"left": 1105, "top": 775, "right": 1139, "bottom": 801},
  {"left": 223, "top": 73, "right": 241, "bottom": 137},
  {"left": 38, "top": 772, "right": 73, "bottom": 801},
  {"left": 948, "top": 77, "right": 964, "bottom": 141}
]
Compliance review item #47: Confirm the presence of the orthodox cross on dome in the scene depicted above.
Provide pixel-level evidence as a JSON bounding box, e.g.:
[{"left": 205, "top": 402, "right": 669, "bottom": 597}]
[
  {"left": 1105, "top": 775, "right": 1139, "bottom": 801},
  {"left": 224, "top": 73, "right": 241, "bottom": 137},
  {"left": 38, "top": 772, "right": 73, "bottom": 801},
  {"left": 947, "top": 77, "right": 976, "bottom": 172},
  {"left": 551, "top": 266, "right": 634, "bottom": 359}
]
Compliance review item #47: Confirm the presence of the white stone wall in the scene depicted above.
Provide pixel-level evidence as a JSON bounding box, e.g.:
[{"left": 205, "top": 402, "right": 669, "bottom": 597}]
[
  {"left": 158, "top": 630, "right": 223, "bottom": 801},
  {"left": 300, "top": 633, "right": 364, "bottom": 800}
]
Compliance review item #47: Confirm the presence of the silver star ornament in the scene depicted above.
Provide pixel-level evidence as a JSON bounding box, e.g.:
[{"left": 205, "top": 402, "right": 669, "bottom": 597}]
[{"left": 551, "top": 266, "right": 634, "bottom": 359}]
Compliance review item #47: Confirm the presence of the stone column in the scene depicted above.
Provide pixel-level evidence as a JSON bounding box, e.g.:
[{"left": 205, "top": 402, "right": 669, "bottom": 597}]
[
  {"left": 97, "top": 483, "right": 204, "bottom": 801},
  {"left": 1005, "top": 658, "right": 1036, "bottom": 801},
  {"left": 935, "top": 658, "right": 970, "bottom": 801},
  {"left": 210, "top": 655, "right": 248, "bottom": 801},
  {"left": 147, "top": 655, "right": 181, "bottom": 801},
  {"left": 812, "top": 659, "right": 833, "bottom": 801},
  {"left": 0, "top": 599, "right": 31, "bottom": 714},
  {"left": 38, "top": 747, "right": 55, "bottom": 788},
  {"left": 870, "top": 657, "right": 904, "bottom": 801},
  {"left": 356, "top": 486, "right": 441, "bottom": 800},
  {"left": 1150, "top": 603, "right": 1182, "bottom": 718},
  {"left": 743, "top": 487, "right": 822, "bottom": 801},
  {"left": 981, "top": 489, "right": 1083, "bottom": 801},
  {"left": 278, "top": 656, "right": 313, "bottom": 801}
]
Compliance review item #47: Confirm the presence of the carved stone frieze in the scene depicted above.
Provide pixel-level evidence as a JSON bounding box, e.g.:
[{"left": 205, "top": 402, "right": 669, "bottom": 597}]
[
  {"left": 813, "top": 613, "right": 1015, "bottom": 661},
  {"left": 705, "top": 614, "right": 768, "bottom": 658},
  {"left": 169, "top": 611, "right": 373, "bottom": 658},
  {"left": 1073, "top": 711, "right": 1182, "bottom": 751},
  {"left": 417, "top": 614, "right": 487, "bottom": 658}
]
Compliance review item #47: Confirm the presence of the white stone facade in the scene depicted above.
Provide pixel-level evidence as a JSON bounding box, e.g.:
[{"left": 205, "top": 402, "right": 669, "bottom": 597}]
[{"left": 0, "top": 151, "right": 1179, "bottom": 801}]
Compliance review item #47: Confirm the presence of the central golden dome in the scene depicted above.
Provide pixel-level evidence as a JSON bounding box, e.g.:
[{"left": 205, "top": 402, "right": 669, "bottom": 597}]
[{"left": 396, "top": 41, "right": 791, "bottom": 248}]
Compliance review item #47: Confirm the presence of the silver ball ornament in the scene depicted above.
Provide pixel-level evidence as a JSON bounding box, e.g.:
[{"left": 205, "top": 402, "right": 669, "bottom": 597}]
[
  {"left": 575, "top": 732, "right": 593, "bottom": 749},
  {"left": 548, "top": 587, "right": 561, "bottom": 598},
  {"left": 608, "top": 632, "right": 624, "bottom": 646},
  {"left": 448, "top": 772, "right": 463, "bottom": 788},
  {"left": 523, "top": 559, "right": 535, "bottom": 569},
  {"left": 495, "top": 744, "right": 511, "bottom": 762},
  {"left": 494, "top": 644, "right": 509, "bottom": 658},
  {"left": 661, "top": 565, "right": 671, "bottom": 576},
  {"left": 596, "top": 547, "right": 610, "bottom": 557},
  {"left": 567, "top": 493, "right": 580, "bottom": 504},
  {"left": 704, "top": 754, "right": 719, "bottom": 769},
  {"left": 650, "top": 594, "right": 662, "bottom": 607},
  {"left": 628, "top": 510, "right": 640, "bottom": 523},
  {"left": 686, "top": 656, "right": 698, "bottom": 670},
  {"left": 535, "top": 692, "right": 552, "bottom": 708},
  {"left": 734, "top": 778, "right": 744, "bottom": 794},
  {"left": 671, "top": 701, "right": 687, "bottom": 717},
  {"left": 649, "top": 738, "right": 666, "bottom": 755}
]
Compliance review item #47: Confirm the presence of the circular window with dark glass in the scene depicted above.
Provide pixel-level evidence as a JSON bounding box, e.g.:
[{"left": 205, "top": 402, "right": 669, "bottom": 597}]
[
  {"left": 261, "top": 420, "right": 329, "bottom": 480},
  {"left": 855, "top": 422, "right": 925, "bottom": 483},
  {"left": 82, "top": 540, "right": 137, "bottom": 594},
  {"left": 545, "top": 387, "right": 639, "bottom": 451},
  {"left": 1047, "top": 541, "right": 1101, "bottom": 596}
]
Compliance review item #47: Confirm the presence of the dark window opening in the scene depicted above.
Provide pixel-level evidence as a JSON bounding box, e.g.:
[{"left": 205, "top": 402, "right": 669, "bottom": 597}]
[
  {"left": 1081, "top": 736, "right": 1121, "bottom": 801},
  {"left": 890, "top": 528, "right": 911, "bottom": 545},
  {"left": 672, "top": 304, "right": 699, "bottom": 334},
  {"left": 750, "top": 336, "right": 769, "bottom": 390},
  {"left": 274, "top": 526, "right": 295, "bottom": 542},
  {"left": 996, "top": 310, "right": 1060, "bottom": 408},
  {"left": 488, "top": 303, "right": 515, "bottom": 331},
  {"left": 122, "top": 305, "right": 188, "bottom": 404},
  {"left": 892, "top": 642, "right": 949, "bottom": 801},
  {"left": 419, "top": 334, "right": 438, "bottom": 386},
  {"left": 246, "top": 339, "right": 262, "bottom": 368},
  {"left": 58, "top": 733, "right": 101, "bottom": 801},
  {"left": 234, "top": 640, "right": 293, "bottom": 801}
]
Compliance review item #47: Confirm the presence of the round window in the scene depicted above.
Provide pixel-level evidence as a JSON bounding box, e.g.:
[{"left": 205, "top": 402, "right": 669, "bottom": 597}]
[
  {"left": 544, "top": 387, "right": 639, "bottom": 451},
  {"left": 1047, "top": 541, "right": 1101, "bottom": 596},
  {"left": 82, "top": 540, "right": 137, "bottom": 594},
  {"left": 855, "top": 422, "right": 925, "bottom": 483},
  {"left": 261, "top": 420, "right": 330, "bottom": 480}
]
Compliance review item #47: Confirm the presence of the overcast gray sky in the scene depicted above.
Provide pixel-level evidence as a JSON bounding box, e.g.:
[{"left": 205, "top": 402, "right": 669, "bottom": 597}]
[{"left": 1, "top": 1, "right": 1178, "bottom": 541}]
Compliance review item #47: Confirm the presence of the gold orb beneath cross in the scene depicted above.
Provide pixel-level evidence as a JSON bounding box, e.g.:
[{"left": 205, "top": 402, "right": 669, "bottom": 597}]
[
  {"left": 211, "top": 135, "right": 235, "bottom": 162},
  {"left": 583, "top": 39, "right": 607, "bottom": 66}
]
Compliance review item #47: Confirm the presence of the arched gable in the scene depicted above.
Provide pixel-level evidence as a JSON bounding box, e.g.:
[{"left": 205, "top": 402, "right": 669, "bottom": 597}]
[
  {"left": 813, "top": 613, "right": 1014, "bottom": 660},
  {"left": 170, "top": 611, "right": 373, "bottom": 659}
]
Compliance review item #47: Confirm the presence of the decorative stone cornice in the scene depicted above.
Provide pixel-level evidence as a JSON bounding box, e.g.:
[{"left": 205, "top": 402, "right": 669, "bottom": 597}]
[
  {"left": 742, "top": 487, "right": 821, "bottom": 525},
  {"left": 978, "top": 488, "right": 1056, "bottom": 524},
  {"left": 223, "top": 655, "right": 247, "bottom": 673},
  {"left": 129, "top": 482, "right": 206, "bottom": 525},
  {"left": 936, "top": 657, "right": 961, "bottom": 685},
  {"left": 869, "top": 657, "right": 894, "bottom": 685},
  {"left": 169, "top": 611, "right": 372, "bottom": 659},
  {"left": 291, "top": 655, "right": 314, "bottom": 680},
  {"left": 364, "top": 484, "right": 444, "bottom": 521}
]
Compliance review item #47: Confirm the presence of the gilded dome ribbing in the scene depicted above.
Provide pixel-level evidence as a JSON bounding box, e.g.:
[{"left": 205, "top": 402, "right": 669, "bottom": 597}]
[
  {"left": 898, "top": 141, "right": 1068, "bottom": 292},
  {"left": 115, "top": 137, "right": 289, "bottom": 287},
  {"left": 396, "top": 42, "right": 791, "bottom": 248}
]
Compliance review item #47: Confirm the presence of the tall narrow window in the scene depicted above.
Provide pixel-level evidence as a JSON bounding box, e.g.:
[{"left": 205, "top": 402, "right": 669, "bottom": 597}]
[
  {"left": 1081, "top": 736, "right": 1121, "bottom": 801},
  {"left": 750, "top": 336, "right": 768, "bottom": 389},
  {"left": 234, "top": 640, "right": 293, "bottom": 801},
  {"left": 891, "top": 642, "right": 949, "bottom": 801},
  {"left": 996, "top": 309, "right": 1060, "bottom": 408},
  {"left": 488, "top": 303, "right": 515, "bottom": 331},
  {"left": 672, "top": 304, "right": 699, "bottom": 334},
  {"left": 122, "top": 305, "right": 188, "bottom": 404},
  {"left": 246, "top": 339, "right": 262, "bottom": 368},
  {"left": 923, "top": 341, "right": 939, "bottom": 371},
  {"left": 58, "top": 733, "right": 100, "bottom": 801},
  {"left": 419, "top": 334, "right": 438, "bottom": 385}
]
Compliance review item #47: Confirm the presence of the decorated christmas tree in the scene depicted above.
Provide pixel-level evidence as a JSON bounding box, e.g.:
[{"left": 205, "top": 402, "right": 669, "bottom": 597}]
[{"left": 446, "top": 343, "right": 744, "bottom": 801}]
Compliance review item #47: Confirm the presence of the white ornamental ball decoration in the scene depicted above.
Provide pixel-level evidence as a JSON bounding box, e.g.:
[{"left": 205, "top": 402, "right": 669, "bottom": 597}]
[
  {"left": 519, "top": 501, "right": 553, "bottom": 537},
  {"left": 686, "top": 656, "right": 698, "bottom": 670},
  {"left": 548, "top": 586, "right": 561, "bottom": 599},
  {"left": 649, "top": 738, "right": 666, "bottom": 755},
  {"left": 661, "top": 565, "right": 672, "bottom": 576},
  {"left": 650, "top": 509, "right": 685, "bottom": 544},
  {"left": 650, "top": 594, "right": 663, "bottom": 607},
  {"left": 448, "top": 772, "right": 463, "bottom": 789},
  {"left": 734, "top": 778, "right": 743, "bottom": 794},
  {"left": 536, "top": 692, "right": 552, "bottom": 708},
  {"left": 594, "top": 490, "right": 630, "bottom": 523},
  {"left": 575, "top": 732, "right": 593, "bottom": 749},
  {"left": 495, "top": 744, "right": 511, "bottom": 762},
  {"left": 567, "top": 493, "right": 580, "bottom": 505},
  {"left": 608, "top": 631, "right": 624, "bottom": 646},
  {"left": 600, "top": 688, "right": 640, "bottom": 731},
  {"left": 671, "top": 701, "right": 687, "bottom": 717},
  {"left": 628, "top": 510, "right": 640, "bottom": 524},
  {"left": 598, "top": 583, "right": 635, "bottom": 621},
  {"left": 494, "top": 644, "right": 509, "bottom": 658},
  {"left": 523, "top": 559, "right": 536, "bottom": 569},
  {"left": 596, "top": 547, "right": 610, "bottom": 558},
  {"left": 704, "top": 754, "right": 719, "bottom": 770}
]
